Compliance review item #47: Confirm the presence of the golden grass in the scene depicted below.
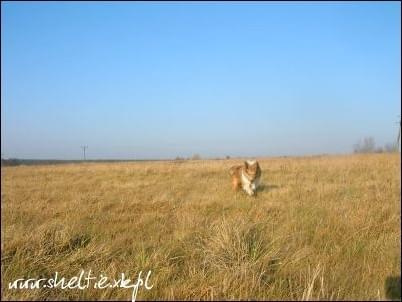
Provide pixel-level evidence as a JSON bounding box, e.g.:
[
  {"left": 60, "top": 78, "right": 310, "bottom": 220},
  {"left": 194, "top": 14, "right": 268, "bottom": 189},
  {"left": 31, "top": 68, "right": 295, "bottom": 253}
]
[{"left": 1, "top": 153, "right": 400, "bottom": 300}]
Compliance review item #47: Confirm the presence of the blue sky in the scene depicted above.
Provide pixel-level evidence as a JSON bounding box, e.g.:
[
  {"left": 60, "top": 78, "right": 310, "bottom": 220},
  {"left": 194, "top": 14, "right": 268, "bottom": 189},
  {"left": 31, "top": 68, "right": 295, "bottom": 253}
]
[{"left": 1, "top": 2, "right": 400, "bottom": 159}]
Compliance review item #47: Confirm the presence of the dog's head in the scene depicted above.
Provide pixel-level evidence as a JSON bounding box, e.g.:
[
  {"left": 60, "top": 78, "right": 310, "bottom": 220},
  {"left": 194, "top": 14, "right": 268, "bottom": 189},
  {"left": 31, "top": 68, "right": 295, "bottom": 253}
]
[{"left": 244, "top": 160, "right": 260, "bottom": 181}]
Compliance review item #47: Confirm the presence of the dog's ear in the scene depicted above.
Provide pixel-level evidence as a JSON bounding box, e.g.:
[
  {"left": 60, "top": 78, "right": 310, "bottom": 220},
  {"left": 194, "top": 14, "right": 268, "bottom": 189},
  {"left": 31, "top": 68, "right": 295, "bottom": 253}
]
[{"left": 244, "top": 161, "right": 248, "bottom": 168}]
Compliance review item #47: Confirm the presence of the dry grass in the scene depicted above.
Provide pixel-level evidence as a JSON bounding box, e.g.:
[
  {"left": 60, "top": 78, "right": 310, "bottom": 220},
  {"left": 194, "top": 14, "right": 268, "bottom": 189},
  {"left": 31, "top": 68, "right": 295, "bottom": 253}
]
[{"left": 1, "top": 153, "right": 400, "bottom": 300}]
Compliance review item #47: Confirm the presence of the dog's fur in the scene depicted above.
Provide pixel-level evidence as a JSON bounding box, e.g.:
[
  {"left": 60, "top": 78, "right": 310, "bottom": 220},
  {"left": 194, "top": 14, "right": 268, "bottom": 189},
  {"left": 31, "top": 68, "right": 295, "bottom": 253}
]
[{"left": 229, "top": 160, "right": 261, "bottom": 196}]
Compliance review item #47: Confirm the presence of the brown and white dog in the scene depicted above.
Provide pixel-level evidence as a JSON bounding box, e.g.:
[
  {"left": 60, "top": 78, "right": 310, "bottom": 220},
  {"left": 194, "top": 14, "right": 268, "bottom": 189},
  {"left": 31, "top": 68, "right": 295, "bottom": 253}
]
[{"left": 229, "top": 160, "right": 261, "bottom": 196}]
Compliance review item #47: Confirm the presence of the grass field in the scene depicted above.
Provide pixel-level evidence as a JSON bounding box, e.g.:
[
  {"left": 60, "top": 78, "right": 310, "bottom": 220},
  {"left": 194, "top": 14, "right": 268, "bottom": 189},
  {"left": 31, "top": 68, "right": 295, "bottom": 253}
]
[{"left": 1, "top": 153, "right": 400, "bottom": 300}]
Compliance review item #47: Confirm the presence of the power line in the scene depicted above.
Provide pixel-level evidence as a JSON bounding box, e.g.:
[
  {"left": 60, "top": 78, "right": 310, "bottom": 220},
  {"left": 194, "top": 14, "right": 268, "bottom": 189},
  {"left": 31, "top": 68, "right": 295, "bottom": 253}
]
[{"left": 81, "top": 146, "right": 88, "bottom": 161}]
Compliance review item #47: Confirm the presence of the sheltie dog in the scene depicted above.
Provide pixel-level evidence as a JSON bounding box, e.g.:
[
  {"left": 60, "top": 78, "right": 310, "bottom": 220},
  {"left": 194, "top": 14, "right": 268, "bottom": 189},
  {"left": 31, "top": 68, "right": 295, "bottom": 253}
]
[{"left": 229, "top": 160, "right": 261, "bottom": 196}]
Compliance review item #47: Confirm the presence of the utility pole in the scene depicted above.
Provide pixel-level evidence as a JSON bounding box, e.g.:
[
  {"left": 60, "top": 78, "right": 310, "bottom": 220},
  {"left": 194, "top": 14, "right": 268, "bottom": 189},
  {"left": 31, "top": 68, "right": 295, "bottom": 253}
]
[
  {"left": 81, "top": 146, "right": 88, "bottom": 161},
  {"left": 397, "top": 116, "right": 401, "bottom": 152}
]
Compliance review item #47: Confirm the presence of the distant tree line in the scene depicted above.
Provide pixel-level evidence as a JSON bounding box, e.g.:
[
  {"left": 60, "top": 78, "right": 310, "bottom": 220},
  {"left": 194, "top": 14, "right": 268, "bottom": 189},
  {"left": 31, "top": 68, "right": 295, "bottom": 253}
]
[
  {"left": 1, "top": 158, "right": 82, "bottom": 166},
  {"left": 1, "top": 158, "right": 21, "bottom": 166},
  {"left": 1, "top": 158, "right": 167, "bottom": 167},
  {"left": 353, "top": 137, "right": 398, "bottom": 154},
  {"left": 174, "top": 154, "right": 232, "bottom": 161},
  {"left": 175, "top": 154, "right": 202, "bottom": 161}
]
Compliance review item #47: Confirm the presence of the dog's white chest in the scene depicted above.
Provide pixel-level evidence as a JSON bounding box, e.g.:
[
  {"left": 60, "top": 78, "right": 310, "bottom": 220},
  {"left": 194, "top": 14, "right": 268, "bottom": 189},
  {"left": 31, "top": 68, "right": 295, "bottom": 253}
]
[{"left": 241, "top": 171, "right": 255, "bottom": 195}]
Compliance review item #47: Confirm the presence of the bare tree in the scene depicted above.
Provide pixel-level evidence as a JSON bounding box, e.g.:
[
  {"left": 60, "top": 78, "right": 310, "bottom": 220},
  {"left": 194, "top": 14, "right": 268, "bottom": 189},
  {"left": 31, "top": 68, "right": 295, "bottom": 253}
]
[
  {"left": 384, "top": 142, "right": 398, "bottom": 153},
  {"left": 191, "top": 154, "right": 201, "bottom": 160},
  {"left": 354, "top": 137, "right": 376, "bottom": 153}
]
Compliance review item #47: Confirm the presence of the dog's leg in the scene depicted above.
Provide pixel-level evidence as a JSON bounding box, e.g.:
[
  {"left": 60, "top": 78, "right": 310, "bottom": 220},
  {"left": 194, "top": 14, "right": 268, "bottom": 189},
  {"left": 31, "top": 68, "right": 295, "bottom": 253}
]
[
  {"left": 245, "top": 185, "right": 254, "bottom": 196},
  {"left": 232, "top": 178, "right": 240, "bottom": 191}
]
